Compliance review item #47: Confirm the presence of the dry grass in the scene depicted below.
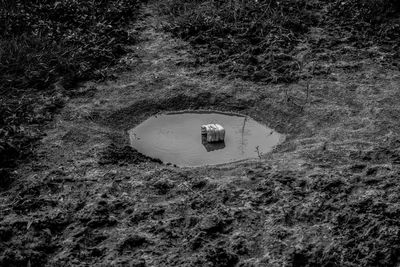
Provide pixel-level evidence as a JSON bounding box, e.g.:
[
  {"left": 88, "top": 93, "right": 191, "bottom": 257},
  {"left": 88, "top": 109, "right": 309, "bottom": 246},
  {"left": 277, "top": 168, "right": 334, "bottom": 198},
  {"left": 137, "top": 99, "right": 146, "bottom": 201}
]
[
  {"left": 157, "top": 0, "right": 318, "bottom": 82},
  {"left": 0, "top": 0, "right": 145, "bottom": 188},
  {"left": 157, "top": 0, "right": 400, "bottom": 83}
]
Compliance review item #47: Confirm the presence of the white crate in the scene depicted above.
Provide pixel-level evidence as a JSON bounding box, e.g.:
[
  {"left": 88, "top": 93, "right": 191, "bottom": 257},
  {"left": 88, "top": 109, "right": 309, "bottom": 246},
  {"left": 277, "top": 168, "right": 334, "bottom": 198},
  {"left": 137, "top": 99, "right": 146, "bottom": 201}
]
[{"left": 201, "top": 124, "right": 225, "bottom": 142}]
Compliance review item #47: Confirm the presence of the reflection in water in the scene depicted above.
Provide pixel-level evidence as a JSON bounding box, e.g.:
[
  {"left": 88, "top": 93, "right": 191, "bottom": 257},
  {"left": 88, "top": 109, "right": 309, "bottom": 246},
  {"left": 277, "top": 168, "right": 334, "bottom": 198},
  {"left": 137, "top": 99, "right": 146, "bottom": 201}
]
[
  {"left": 201, "top": 135, "right": 226, "bottom": 152},
  {"left": 128, "top": 111, "right": 284, "bottom": 167}
]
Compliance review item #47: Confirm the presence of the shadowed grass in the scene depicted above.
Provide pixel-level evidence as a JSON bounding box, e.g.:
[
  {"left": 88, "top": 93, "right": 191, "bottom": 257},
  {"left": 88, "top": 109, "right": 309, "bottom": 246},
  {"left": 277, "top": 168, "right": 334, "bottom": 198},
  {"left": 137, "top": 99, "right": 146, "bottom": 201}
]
[
  {"left": 157, "top": 0, "right": 400, "bottom": 82},
  {"left": 157, "top": 0, "right": 318, "bottom": 83},
  {"left": 0, "top": 0, "right": 145, "bottom": 188}
]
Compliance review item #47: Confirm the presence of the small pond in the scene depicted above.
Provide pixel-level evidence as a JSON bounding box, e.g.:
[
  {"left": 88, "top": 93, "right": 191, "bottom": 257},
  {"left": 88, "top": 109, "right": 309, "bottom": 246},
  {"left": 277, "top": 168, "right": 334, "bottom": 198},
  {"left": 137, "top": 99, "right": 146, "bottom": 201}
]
[{"left": 128, "top": 111, "right": 284, "bottom": 167}]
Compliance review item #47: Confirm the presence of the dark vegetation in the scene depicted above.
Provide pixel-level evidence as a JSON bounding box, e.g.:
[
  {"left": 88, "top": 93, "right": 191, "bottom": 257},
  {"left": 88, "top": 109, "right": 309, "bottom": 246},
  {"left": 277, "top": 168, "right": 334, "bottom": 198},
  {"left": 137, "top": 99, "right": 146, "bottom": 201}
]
[
  {"left": 0, "top": 0, "right": 144, "bottom": 187},
  {"left": 158, "top": 0, "right": 318, "bottom": 83},
  {"left": 2, "top": 1, "right": 400, "bottom": 266},
  {"left": 152, "top": 1, "right": 400, "bottom": 266},
  {"left": 2, "top": 0, "right": 398, "bottom": 186},
  {"left": 98, "top": 144, "right": 162, "bottom": 165},
  {"left": 158, "top": 0, "right": 400, "bottom": 81}
]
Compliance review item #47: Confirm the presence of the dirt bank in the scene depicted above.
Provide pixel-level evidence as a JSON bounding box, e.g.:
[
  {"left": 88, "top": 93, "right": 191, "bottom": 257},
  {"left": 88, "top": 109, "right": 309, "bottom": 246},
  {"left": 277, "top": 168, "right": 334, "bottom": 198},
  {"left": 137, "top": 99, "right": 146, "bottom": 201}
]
[{"left": 1, "top": 3, "right": 400, "bottom": 266}]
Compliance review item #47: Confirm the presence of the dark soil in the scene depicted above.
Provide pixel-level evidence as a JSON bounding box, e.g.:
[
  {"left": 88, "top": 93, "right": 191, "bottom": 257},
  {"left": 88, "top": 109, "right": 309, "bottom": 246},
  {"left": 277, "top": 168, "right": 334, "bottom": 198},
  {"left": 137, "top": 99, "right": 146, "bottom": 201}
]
[{"left": 1, "top": 0, "right": 400, "bottom": 266}]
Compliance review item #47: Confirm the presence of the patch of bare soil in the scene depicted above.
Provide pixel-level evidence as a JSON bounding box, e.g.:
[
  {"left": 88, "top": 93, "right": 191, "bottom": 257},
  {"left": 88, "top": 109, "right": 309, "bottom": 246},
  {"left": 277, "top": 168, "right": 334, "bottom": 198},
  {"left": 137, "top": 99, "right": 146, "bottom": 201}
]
[{"left": 1, "top": 3, "right": 400, "bottom": 267}]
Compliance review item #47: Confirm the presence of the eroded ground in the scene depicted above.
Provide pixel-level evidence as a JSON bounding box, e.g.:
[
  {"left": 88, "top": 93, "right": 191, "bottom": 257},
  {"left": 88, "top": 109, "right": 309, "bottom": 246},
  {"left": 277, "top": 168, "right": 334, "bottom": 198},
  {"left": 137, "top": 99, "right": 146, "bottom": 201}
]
[{"left": 1, "top": 3, "right": 400, "bottom": 267}]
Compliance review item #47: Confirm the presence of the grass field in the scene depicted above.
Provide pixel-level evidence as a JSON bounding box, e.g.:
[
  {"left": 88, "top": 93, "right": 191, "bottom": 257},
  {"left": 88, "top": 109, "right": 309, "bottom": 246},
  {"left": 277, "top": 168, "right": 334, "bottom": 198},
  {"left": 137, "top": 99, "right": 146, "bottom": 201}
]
[
  {"left": 0, "top": 0, "right": 144, "bottom": 185},
  {"left": 158, "top": 0, "right": 400, "bottom": 81},
  {"left": 1, "top": 0, "right": 400, "bottom": 266}
]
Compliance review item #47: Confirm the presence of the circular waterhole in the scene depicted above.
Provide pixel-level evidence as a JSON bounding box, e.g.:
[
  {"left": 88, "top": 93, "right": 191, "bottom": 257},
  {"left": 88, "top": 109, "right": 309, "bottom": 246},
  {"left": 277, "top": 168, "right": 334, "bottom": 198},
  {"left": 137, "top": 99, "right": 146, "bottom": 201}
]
[{"left": 128, "top": 111, "right": 284, "bottom": 167}]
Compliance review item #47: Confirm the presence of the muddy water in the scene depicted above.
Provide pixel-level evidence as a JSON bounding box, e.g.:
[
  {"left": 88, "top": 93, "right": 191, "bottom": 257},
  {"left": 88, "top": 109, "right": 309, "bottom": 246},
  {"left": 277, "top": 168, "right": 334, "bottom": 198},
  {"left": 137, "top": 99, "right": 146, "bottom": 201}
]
[{"left": 128, "top": 111, "right": 284, "bottom": 167}]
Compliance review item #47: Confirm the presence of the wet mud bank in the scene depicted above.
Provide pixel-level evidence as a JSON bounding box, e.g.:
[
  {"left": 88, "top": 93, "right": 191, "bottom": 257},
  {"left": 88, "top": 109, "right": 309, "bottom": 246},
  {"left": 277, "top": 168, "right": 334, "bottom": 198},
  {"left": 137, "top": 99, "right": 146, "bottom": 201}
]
[
  {"left": 103, "top": 91, "right": 304, "bottom": 134},
  {"left": 94, "top": 89, "right": 309, "bottom": 167}
]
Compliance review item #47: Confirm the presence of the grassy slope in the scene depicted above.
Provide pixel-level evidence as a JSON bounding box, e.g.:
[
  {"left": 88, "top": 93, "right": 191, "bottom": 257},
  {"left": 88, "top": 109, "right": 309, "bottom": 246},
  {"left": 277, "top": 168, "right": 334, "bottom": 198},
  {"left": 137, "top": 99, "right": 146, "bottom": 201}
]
[
  {"left": 0, "top": 0, "right": 144, "bottom": 188},
  {"left": 1, "top": 0, "right": 400, "bottom": 266},
  {"left": 158, "top": 0, "right": 400, "bottom": 82},
  {"left": 152, "top": 0, "right": 400, "bottom": 265}
]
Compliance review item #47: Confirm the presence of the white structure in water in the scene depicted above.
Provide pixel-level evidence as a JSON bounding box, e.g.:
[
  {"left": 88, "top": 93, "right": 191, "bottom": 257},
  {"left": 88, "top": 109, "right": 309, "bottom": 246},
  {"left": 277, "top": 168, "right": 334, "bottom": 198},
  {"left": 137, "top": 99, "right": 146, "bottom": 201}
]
[{"left": 201, "top": 124, "right": 225, "bottom": 142}]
